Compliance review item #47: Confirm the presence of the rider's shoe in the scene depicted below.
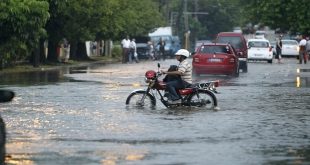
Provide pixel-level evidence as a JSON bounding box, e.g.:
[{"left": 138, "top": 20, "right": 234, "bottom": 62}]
[{"left": 168, "top": 99, "right": 182, "bottom": 104}]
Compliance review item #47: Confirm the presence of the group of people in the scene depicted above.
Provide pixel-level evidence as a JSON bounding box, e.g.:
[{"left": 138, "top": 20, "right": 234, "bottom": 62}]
[
  {"left": 121, "top": 35, "right": 139, "bottom": 64},
  {"left": 275, "top": 35, "right": 309, "bottom": 64},
  {"left": 121, "top": 35, "right": 168, "bottom": 63},
  {"left": 298, "top": 35, "right": 310, "bottom": 64}
]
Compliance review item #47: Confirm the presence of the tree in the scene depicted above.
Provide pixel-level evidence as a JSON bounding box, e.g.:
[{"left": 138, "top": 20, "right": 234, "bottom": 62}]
[
  {"left": 240, "top": 0, "right": 310, "bottom": 34},
  {"left": 0, "top": 0, "right": 49, "bottom": 68},
  {"left": 45, "top": 0, "right": 165, "bottom": 62}
]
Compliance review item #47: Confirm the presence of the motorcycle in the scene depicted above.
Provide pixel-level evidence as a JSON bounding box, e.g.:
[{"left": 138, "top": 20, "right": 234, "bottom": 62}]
[{"left": 125, "top": 63, "right": 219, "bottom": 109}]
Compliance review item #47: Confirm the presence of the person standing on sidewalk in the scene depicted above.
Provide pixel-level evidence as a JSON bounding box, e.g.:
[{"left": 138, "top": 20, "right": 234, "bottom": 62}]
[
  {"left": 306, "top": 37, "right": 310, "bottom": 62},
  {"left": 299, "top": 35, "right": 307, "bottom": 64},
  {"left": 121, "top": 35, "right": 130, "bottom": 63},
  {"left": 129, "top": 38, "right": 139, "bottom": 63}
]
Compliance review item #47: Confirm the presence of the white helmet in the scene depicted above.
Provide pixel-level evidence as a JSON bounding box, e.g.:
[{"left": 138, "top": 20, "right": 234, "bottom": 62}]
[{"left": 175, "top": 49, "right": 190, "bottom": 57}]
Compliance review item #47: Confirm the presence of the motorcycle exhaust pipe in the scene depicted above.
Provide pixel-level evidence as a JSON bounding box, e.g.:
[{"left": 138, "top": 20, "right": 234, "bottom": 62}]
[{"left": 0, "top": 90, "right": 15, "bottom": 103}]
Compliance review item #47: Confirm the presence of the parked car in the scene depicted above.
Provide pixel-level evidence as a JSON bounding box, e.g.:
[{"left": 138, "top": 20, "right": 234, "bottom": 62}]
[
  {"left": 247, "top": 38, "right": 273, "bottom": 63},
  {"left": 215, "top": 32, "right": 248, "bottom": 72},
  {"left": 281, "top": 39, "right": 299, "bottom": 57},
  {"left": 192, "top": 43, "right": 239, "bottom": 77},
  {"left": 134, "top": 36, "right": 151, "bottom": 60}
]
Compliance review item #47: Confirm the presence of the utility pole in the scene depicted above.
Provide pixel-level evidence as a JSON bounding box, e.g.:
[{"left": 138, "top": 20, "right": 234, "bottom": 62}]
[{"left": 184, "top": 0, "right": 190, "bottom": 50}]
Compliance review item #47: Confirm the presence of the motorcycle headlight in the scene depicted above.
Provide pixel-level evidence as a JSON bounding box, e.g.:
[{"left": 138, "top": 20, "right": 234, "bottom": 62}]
[{"left": 145, "top": 78, "right": 153, "bottom": 83}]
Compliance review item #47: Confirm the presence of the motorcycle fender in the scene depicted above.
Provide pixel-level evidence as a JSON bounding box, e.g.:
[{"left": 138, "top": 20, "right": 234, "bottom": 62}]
[{"left": 129, "top": 89, "right": 148, "bottom": 95}]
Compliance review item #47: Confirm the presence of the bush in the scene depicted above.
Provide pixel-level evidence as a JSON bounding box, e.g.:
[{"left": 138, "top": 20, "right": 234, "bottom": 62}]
[{"left": 112, "top": 45, "right": 122, "bottom": 59}]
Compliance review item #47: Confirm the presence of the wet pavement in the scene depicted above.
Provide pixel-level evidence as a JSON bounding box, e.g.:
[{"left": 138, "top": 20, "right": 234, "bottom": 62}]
[{"left": 0, "top": 58, "right": 309, "bottom": 165}]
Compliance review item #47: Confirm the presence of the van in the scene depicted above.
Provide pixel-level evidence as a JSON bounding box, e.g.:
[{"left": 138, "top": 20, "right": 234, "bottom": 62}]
[{"left": 215, "top": 32, "right": 248, "bottom": 72}]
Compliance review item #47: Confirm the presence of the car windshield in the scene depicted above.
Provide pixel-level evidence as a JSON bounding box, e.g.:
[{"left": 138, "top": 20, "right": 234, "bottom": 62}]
[
  {"left": 217, "top": 36, "right": 243, "bottom": 49},
  {"left": 248, "top": 41, "right": 269, "bottom": 48},
  {"left": 282, "top": 40, "right": 298, "bottom": 45},
  {"left": 200, "top": 45, "right": 231, "bottom": 54}
]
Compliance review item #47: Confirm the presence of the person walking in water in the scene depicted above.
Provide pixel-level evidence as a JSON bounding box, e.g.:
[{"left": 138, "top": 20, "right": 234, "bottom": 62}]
[{"left": 276, "top": 35, "right": 283, "bottom": 63}]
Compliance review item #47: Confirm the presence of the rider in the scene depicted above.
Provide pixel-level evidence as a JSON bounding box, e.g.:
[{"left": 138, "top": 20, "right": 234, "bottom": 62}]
[{"left": 161, "top": 49, "right": 192, "bottom": 104}]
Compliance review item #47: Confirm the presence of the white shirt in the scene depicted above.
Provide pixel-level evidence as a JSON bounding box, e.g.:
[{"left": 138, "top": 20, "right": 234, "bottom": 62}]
[
  {"left": 178, "top": 60, "right": 192, "bottom": 84},
  {"left": 121, "top": 39, "right": 130, "bottom": 48},
  {"left": 299, "top": 39, "right": 307, "bottom": 46}
]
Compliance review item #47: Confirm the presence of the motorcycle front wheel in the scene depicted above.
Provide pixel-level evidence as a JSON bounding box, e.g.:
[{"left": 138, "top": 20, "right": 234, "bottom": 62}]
[
  {"left": 187, "top": 90, "right": 217, "bottom": 109},
  {"left": 125, "top": 91, "right": 156, "bottom": 108}
]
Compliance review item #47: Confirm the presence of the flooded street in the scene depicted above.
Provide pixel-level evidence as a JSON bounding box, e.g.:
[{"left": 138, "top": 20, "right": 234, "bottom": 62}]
[{"left": 0, "top": 58, "right": 310, "bottom": 165}]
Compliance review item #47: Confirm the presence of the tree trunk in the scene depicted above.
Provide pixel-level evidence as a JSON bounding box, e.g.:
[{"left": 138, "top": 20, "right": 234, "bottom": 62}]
[
  {"left": 32, "top": 44, "right": 40, "bottom": 68},
  {"left": 69, "top": 41, "right": 77, "bottom": 60},
  {"left": 39, "top": 39, "right": 46, "bottom": 64},
  {"left": 76, "top": 41, "right": 90, "bottom": 60},
  {"left": 47, "top": 40, "right": 59, "bottom": 63}
]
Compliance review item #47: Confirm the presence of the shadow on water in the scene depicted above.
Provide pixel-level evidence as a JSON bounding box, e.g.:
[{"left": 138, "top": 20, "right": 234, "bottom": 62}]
[
  {"left": 0, "top": 70, "right": 71, "bottom": 86},
  {"left": 0, "top": 65, "right": 106, "bottom": 86}
]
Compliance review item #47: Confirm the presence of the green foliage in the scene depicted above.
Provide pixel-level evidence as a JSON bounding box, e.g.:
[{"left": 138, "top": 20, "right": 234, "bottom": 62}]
[
  {"left": 240, "top": 0, "right": 310, "bottom": 34},
  {"left": 0, "top": 0, "right": 49, "bottom": 66},
  {"left": 111, "top": 45, "right": 122, "bottom": 59}
]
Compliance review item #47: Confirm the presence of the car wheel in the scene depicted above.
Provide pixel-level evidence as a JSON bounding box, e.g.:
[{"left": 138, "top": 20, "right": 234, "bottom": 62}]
[{"left": 268, "top": 59, "right": 272, "bottom": 63}]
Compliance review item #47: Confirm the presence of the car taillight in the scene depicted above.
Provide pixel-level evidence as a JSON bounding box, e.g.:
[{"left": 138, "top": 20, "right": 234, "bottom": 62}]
[
  {"left": 269, "top": 46, "right": 272, "bottom": 52},
  {"left": 194, "top": 57, "right": 200, "bottom": 63}
]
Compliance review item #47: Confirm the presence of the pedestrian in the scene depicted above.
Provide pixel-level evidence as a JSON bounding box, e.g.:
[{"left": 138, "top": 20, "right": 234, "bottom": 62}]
[
  {"left": 129, "top": 38, "right": 139, "bottom": 63},
  {"left": 275, "top": 35, "right": 283, "bottom": 63},
  {"left": 161, "top": 49, "right": 192, "bottom": 104},
  {"left": 306, "top": 36, "right": 310, "bottom": 62},
  {"left": 92, "top": 41, "right": 97, "bottom": 56},
  {"left": 63, "top": 38, "right": 70, "bottom": 63},
  {"left": 121, "top": 35, "right": 130, "bottom": 63},
  {"left": 148, "top": 41, "right": 155, "bottom": 60},
  {"left": 158, "top": 37, "right": 166, "bottom": 60},
  {"left": 299, "top": 35, "right": 307, "bottom": 64}
]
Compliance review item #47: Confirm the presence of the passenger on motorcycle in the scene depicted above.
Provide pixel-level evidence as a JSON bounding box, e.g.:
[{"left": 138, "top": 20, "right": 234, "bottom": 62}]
[{"left": 161, "top": 49, "right": 192, "bottom": 104}]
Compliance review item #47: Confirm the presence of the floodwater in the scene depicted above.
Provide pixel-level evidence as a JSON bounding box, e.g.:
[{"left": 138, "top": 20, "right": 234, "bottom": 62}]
[{"left": 0, "top": 58, "right": 309, "bottom": 165}]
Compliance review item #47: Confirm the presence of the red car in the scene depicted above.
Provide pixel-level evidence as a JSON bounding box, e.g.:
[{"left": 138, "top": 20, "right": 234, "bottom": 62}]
[{"left": 192, "top": 43, "right": 239, "bottom": 77}]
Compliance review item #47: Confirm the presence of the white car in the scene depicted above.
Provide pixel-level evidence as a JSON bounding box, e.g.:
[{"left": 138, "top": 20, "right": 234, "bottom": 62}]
[
  {"left": 281, "top": 39, "right": 299, "bottom": 57},
  {"left": 247, "top": 38, "right": 273, "bottom": 63}
]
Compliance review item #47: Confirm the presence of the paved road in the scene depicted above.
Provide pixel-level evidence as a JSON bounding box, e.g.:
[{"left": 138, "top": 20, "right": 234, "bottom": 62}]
[{"left": 0, "top": 57, "right": 309, "bottom": 165}]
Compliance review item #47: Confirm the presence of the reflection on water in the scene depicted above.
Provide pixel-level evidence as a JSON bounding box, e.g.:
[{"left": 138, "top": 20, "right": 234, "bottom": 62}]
[{"left": 296, "top": 68, "right": 310, "bottom": 88}]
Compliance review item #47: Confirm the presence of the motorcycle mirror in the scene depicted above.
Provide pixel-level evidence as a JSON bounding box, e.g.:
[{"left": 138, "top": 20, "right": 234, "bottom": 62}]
[
  {"left": 157, "top": 63, "right": 160, "bottom": 68},
  {"left": 0, "top": 90, "right": 15, "bottom": 103}
]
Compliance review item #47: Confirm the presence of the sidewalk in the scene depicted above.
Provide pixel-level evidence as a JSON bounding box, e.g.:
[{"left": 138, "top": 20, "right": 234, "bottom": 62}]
[{"left": 0, "top": 56, "right": 120, "bottom": 74}]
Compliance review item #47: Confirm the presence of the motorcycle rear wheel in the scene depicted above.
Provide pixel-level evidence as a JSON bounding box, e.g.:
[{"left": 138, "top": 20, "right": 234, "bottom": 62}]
[
  {"left": 125, "top": 91, "right": 156, "bottom": 108},
  {"left": 187, "top": 90, "right": 216, "bottom": 109}
]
